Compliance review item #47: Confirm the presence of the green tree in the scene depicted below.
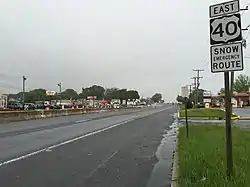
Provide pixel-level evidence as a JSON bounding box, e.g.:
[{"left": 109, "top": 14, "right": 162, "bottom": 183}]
[
  {"left": 103, "top": 88, "right": 119, "bottom": 100},
  {"left": 27, "top": 88, "right": 48, "bottom": 102},
  {"left": 103, "top": 88, "right": 139, "bottom": 102},
  {"left": 151, "top": 93, "right": 162, "bottom": 103},
  {"left": 9, "top": 88, "right": 59, "bottom": 103},
  {"left": 80, "top": 85, "right": 105, "bottom": 100},
  {"left": 219, "top": 88, "right": 225, "bottom": 94},
  {"left": 116, "top": 89, "right": 127, "bottom": 101},
  {"left": 189, "top": 89, "right": 204, "bottom": 104},
  {"left": 61, "top": 89, "right": 78, "bottom": 100},
  {"left": 8, "top": 85, "right": 141, "bottom": 103},
  {"left": 176, "top": 95, "right": 185, "bottom": 103},
  {"left": 8, "top": 92, "right": 23, "bottom": 101},
  {"left": 234, "top": 74, "right": 250, "bottom": 92},
  {"left": 176, "top": 95, "right": 193, "bottom": 108},
  {"left": 127, "top": 90, "right": 140, "bottom": 100}
]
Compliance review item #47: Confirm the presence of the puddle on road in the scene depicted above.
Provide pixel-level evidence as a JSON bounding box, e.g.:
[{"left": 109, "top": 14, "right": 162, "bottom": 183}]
[{"left": 146, "top": 113, "right": 179, "bottom": 187}]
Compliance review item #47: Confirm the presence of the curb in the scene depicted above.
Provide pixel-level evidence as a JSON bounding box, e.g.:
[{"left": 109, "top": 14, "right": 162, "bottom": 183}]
[
  {"left": 178, "top": 108, "right": 240, "bottom": 121},
  {"left": 238, "top": 117, "right": 250, "bottom": 120},
  {"left": 171, "top": 134, "right": 179, "bottom": 187}
]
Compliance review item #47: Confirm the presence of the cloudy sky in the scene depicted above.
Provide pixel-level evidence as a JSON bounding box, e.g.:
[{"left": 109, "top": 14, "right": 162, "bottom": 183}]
[{"left": 0, "top": 0, "right": 250, "bottom": 101}]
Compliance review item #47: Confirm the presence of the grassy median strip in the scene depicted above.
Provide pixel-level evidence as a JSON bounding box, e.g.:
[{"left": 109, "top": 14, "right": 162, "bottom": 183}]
[
  {"left": 178, "top": 125, "right": 250, "bottom": 187},
  {"left": 178, "top": 108, "right": 239, "bottom": 119}
]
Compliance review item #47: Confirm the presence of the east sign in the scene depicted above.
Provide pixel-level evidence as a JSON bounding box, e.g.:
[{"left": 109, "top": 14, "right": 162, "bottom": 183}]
[{"left": 209, "top": 0, "right": 239, "bottom": 18}]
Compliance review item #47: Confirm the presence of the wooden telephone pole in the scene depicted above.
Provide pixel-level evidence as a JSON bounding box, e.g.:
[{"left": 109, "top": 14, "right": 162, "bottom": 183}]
[
  {"left": 190, "top": 77, "right": 197, "bottom": 105},
  {"left": 192, "top": 69, "right": 204, "bottom": 106}
]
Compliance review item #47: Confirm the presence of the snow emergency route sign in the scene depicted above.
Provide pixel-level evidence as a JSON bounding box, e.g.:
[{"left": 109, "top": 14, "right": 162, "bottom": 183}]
[{"left": 210, "top": 42, "right": 243, "bottom": 73}]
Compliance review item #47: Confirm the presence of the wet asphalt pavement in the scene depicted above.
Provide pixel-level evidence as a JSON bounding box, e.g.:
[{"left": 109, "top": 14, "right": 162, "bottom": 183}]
[
  {"left": 0, "top": 104, "right": 177, "bottom": 187},
  {"left": 233, "top": 108, "right": 250, "bottom": 117}
]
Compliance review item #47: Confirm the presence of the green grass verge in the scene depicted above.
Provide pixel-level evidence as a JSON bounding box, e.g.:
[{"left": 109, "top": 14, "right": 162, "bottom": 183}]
[
  {"left": 179, "top": 108, "right": 239, "bottom": 119},
  {"left": 178, "top": 125, "right": 250, "bottom": 187}
]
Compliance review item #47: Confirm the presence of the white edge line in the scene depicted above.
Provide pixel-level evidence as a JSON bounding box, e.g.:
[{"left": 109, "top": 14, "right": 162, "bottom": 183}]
[
  {"left": 0, "top": 119, "right": 134, "bottom": 167},
  {"left": 0, "top": 105, "right": 175, "bottom": 167}
]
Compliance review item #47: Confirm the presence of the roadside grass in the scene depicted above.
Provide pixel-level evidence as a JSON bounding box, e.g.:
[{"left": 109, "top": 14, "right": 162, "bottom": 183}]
[
  {"left": 178, "top": 125, "right": 250, "bottom": 187},
  {"left": 179, "top": 108, "right": 239, "bottom": 119}
]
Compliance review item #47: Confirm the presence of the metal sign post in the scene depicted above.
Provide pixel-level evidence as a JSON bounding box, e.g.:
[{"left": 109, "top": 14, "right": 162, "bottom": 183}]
[
  {"left": 184, "top": 97, "right": 189, "bottom": 138},
  {"left": 209, "top": 0, "right": 243, "bottom": 177},
  {"left": 224, "top": 71, "right": 233, "bottom": 176}
]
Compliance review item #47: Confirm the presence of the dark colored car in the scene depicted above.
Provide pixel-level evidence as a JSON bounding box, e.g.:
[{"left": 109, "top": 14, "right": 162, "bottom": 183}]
[
  {"left": 51, "top": 105, "right": 62, "bottom": 109},
  {"left": 197, "top": 103, "right": 205, "bottom": 108}
]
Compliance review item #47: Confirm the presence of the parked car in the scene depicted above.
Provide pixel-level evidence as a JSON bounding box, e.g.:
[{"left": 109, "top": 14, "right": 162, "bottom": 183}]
[
  {"left": 197, "top": 103, "right": 205, "bottom": 108},
  {"left": 8, "top": 102, "right": 23, "bottom": 110},
  {"left": 35, "top": 103, "right": 45, "bottom": 109},
  {"left": 51, "top": 104, "right": 62, "bottom": 109},
  {"left": 24, "top": 103, "right": 36, "bottom": 110}
]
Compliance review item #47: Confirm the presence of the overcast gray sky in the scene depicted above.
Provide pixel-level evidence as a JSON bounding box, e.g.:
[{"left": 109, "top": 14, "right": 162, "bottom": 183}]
[{"left": 1, "top": 0, "right": 250, "bottom": 101}]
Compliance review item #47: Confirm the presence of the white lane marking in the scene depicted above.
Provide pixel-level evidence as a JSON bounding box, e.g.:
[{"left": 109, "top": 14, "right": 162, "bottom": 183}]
[
  {"left": 75, "top": 119, "right": 89, "bottom": 123},
  {"left": 0, "top": 119, "right": 134, "bottom": 167},
  {"left": 0, "top": 105, "right": 175, "bottom": 167}
]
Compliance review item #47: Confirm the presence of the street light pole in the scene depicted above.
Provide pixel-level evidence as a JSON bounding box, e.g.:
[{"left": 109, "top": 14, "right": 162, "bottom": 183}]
[
  {"left": 22, "top": 76, "right": 27, "bottom": 109},
  {"left": 57, "top": 83, "right": 62, "bottom": 105}
]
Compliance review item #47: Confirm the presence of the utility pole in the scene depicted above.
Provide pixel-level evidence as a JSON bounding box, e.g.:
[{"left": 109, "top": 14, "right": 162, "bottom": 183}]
[
  {"left": 181, "top": 85, "right": 189, "bottom": 138},
  {"left": 57, "top": 83, "right": 62, "bottom": 105},
  {"left": 22, "top": 76, "right": 27, "bottom": 110},
  {"left": 193, "top": 69, "right": 204, "bottom": 106},
  {"left": 187, "top": 84, "right": 192, "bottom": 99},
  {"left": 190, "top": 77, "right": 197, "bottom": 105}
]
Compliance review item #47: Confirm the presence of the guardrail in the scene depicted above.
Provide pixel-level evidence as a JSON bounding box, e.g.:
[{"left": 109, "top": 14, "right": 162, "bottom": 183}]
[{"left": 0, "top": 108, "right": 128, "bottom": 123}]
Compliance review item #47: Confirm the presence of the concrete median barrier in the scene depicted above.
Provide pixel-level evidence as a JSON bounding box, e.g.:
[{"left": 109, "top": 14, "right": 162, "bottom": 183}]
[{"left": 0, "top": 108, "right": 124, "bottom": 123}]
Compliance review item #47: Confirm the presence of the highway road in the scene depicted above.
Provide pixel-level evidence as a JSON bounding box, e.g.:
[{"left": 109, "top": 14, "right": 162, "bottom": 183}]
[{"left": 0, "top": 104, "right": 177, "bottom": 187}]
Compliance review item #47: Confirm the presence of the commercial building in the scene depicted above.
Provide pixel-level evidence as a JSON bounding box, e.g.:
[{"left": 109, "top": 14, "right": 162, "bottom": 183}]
[
  {"left": 218, "top": 92, "right": 250, "bottom": 107},
  {"left": 0, "top": 92, "right": 8, "bottom": 109}
]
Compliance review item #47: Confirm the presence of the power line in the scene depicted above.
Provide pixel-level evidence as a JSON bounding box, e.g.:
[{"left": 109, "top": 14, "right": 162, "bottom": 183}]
[
  {"left": 186, "top": 84, "right": 193, "bottom": 97},
  {"left": 241, "top": 1, "right": 250, "bottom": 40},
  {"left": 193, "top": 69, "right": 204, "bottom": 88},
  {"left": 241, "top": 1, "right": 250, "bottom": 16},
  {"left": 0, "top": 82, "right": 22, "bottom": 91},
  {"left": 245, "top": 28, "right": 250, "bottom": 40}
]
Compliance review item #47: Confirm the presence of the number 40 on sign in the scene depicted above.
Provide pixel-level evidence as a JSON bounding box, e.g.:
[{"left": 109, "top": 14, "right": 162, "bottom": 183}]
[{"left": 210, "top": 13, "right": 242, "bottom": 45}]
